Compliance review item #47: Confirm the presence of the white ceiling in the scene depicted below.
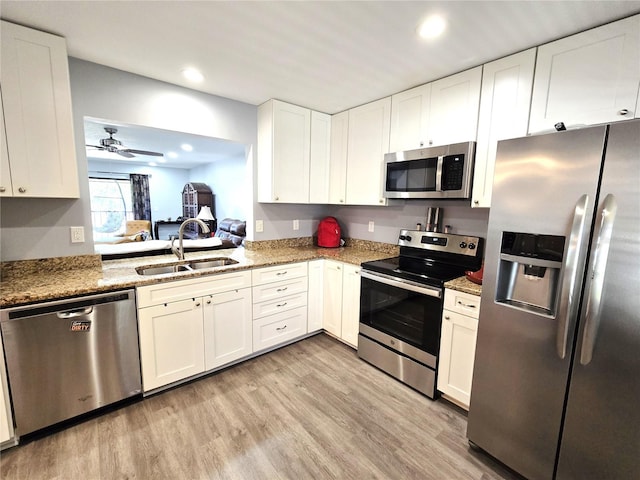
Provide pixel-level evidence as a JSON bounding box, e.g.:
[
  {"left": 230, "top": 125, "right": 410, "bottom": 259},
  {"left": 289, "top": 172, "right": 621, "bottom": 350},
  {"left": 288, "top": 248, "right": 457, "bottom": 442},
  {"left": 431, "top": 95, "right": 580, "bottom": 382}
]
[
  {"left": 2, "top": 1, "right": 639, "bottom": 115},
  {"left": 2, "top": 1, "right": 639, "bottom": 169},
  {"left": 84, "top": 117, "right": 246, "bottom": 169}
]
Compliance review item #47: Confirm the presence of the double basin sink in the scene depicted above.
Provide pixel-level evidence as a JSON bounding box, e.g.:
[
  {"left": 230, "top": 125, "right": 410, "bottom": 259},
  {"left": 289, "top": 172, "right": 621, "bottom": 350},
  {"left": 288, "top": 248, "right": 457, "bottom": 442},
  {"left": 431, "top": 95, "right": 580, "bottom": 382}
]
[{"left": 136, "top": 257, "right": 238, "bottom": 276}]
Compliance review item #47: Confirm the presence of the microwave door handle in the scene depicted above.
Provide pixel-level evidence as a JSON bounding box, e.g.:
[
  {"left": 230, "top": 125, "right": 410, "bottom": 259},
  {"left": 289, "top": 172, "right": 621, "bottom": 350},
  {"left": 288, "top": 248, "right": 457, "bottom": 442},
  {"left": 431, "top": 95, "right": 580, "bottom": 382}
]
[
  {"left": 557, "top": 194, "right": 590, "bottom": 359},
  {"left": 435, "top": 156, "right": 444, "bottom": 191},
  {"left": 580, "top": 194, "right": 617, "bottom": 365}
]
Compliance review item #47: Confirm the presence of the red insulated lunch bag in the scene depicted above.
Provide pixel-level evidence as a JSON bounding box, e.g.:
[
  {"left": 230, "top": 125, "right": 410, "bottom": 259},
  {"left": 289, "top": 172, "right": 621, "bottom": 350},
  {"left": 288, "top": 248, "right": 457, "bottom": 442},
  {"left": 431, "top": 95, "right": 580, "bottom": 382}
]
[{"left": 317, "top": 216, "right": 341, "bottom": 248}]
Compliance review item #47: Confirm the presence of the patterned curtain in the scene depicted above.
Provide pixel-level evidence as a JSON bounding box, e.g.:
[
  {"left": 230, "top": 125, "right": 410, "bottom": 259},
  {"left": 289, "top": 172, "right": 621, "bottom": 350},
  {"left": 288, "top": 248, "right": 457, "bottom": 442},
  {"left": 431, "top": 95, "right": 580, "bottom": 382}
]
[{"left": 130, "top": 174, "right": 152, "bottom": 221}]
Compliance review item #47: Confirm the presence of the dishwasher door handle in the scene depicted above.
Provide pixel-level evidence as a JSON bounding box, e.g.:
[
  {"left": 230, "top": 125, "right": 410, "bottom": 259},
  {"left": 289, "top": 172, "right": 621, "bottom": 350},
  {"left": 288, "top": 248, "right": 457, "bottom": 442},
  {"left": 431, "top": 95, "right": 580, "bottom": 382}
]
[{"left": 57, "top": 307, "right": 94, "bottom": 318}]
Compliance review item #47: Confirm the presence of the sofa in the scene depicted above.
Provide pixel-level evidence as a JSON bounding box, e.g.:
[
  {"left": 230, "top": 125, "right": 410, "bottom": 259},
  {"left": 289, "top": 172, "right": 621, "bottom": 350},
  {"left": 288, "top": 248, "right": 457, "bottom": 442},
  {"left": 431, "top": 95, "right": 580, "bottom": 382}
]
[{"left": 214, "top": 218, "right": 246, "bottom": 246}]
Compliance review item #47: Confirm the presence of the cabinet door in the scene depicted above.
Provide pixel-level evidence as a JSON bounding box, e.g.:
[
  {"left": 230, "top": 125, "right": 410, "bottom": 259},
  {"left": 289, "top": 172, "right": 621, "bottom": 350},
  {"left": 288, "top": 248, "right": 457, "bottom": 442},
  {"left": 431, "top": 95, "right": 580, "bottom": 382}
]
[
  {"left": 0, "top": 91, "right": 13, "bottom": 197},
  {"left": 389, "top": 83, "right": 431, "bottom": 152},
  {"left": 307, "top": 259, "right": 324, "bottom": 333},
  {"left": 329, "top": 111, "right": 348, "bottom": 204},
  {"left": 340, "top": 264, "right": 361, "bottom": 348},
  {"left": 437, "top": 309, "right": 478, "bottom": 410},
  {"left": 257, "top": 99, "right": 310, "bottom": 203},
  {"left": 0, "top": 21, "right": 79, "bottom": 198},
  {"left": 309, "top": 111, "right": 331, "bottom": 204},
  {"left": 345, "top": 97, "right": 390, "bottom": 206},
  {"left": 428, "top": 67, "right": 482, "bottom": 147},
  {"left": 529, "top": 15, "right": 640, "bottom": 133},
  {"left": 473, "top": 49, "right": 536, "bottom": 208},
  {"left": 0, "top": 336, "right": 14, "bottom": 445},
  {"left": 138, "top": 299, "right": 205, "bottom": 391},
  {"left": 322, "top": 260, "right": 343, "bottom": 337},
  {"left": 203, "top": 288, "right": 252, "bottom": 371}
]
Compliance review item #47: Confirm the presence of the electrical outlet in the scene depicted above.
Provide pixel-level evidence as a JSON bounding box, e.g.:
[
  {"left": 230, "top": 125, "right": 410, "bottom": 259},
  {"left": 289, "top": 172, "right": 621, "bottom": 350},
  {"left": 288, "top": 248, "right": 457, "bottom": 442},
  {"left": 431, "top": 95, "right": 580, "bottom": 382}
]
[
  {"left": 255, "top": 220, "right": 264, "bottom": 233},
  {"left": 293, "top": 219, "right": 299, "bottom": 231},
  {"left": 368, "top": 221, "right": 375, "bottom": 233},
  {"left": 70, "top": 226, "right": 85, "bottom": 243}
]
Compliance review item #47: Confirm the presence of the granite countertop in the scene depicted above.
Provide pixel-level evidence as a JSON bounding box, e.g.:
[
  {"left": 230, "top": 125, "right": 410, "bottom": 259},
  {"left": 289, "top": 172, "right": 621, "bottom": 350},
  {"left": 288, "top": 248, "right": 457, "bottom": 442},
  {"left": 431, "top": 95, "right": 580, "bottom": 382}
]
[
  {"left": 444, "top": 276, "right": 482, "bottom": 296},
  {"left": 0, "top": 243, "right": 398, "bottom": 308}
]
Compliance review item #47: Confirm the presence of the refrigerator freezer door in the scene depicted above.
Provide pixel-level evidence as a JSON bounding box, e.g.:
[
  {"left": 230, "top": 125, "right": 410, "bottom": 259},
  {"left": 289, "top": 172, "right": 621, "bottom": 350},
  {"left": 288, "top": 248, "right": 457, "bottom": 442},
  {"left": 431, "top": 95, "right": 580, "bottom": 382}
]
[
  {"left": 467, "top": 126, "right": 607, "bottom": 480},
  {"left": 556, "top": 120, "right": 640, "bottom": 479}
]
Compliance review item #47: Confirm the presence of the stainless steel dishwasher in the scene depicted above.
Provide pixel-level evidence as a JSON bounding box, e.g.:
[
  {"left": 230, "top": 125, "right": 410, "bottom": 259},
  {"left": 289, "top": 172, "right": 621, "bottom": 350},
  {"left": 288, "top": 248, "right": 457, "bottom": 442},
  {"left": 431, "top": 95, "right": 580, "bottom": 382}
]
[{"left": 0, "top": 290, "right": 142, "bottom": 437}]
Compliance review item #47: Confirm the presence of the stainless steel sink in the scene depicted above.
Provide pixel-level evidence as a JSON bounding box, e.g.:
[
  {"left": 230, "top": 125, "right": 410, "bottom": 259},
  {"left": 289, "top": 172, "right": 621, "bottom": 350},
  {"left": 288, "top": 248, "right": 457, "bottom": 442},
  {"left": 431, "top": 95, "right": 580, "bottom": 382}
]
[
  {"left": 135, "top": 257, "right": 239, "bottom": 276},
  {"left": 135, "top": 264, "right": 192, "bottom": 276},
  {"left": 187, "top": 257, "right": 239, "bottom": 269}
]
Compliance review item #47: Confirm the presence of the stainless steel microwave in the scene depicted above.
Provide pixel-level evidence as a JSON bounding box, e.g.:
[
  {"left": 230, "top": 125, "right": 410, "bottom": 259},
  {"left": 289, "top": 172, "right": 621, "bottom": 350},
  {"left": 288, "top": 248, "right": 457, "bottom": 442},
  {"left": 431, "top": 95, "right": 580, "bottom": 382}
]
[{"left": 384, "top": 141, "right": 475, "bottom": 199}]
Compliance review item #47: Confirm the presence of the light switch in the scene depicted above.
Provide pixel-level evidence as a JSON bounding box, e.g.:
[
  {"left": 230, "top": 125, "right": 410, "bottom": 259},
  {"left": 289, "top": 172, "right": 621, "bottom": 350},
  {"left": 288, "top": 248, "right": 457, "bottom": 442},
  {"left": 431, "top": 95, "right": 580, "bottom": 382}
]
[{"left": 255, "top": 220, "right": 264, "bottom": 233}]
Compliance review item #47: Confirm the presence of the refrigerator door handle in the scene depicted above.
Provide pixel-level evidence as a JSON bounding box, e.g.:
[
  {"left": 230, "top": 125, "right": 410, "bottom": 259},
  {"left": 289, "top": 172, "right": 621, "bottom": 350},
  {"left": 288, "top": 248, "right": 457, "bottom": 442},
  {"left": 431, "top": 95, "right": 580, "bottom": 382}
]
[
  {"left": 580, "top": 194, "right": 617, "bottom": 365},
  {"left": 557, "top": 194, "right": 590, "bottom": 359}
]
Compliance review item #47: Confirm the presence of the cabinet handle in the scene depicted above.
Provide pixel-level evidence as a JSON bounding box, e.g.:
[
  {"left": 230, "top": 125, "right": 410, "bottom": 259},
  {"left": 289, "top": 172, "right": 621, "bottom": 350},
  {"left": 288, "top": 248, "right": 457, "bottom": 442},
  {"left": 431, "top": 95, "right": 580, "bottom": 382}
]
[
  {"left": 444, "top": 315, "right": 451, "bottom": 321},
  {"left": 195, "top": 302, "right": 201, "bottom": 307},
  {"left": 457, "top": 301, "right": 476, "bottom": 308},
  {"left": 337, "top": 266, "right": 341, "bottom": 270},
  {"left": 276, "top": 302, "right": 288, "bottom": 308},
  {"left": 428, "top": 140, "right": 433, "bottom": 146},
  {"left": 0, "top": 187, "right": 5, "bottom": 193},
  {"left": 473, "top": 200, "right": 479, "bottom": 205},
  {"left": 419, "top": 141, "right": 424, "bottom": 147},
  {"left": 379, "top": 199, "right": 384, "bottom": 204},
  {"left": 276, "top": 271, "right": 287, "bottom": 276},
  {"left": 18, "top": 187, "right": 26, "bottom": 193},
  {"left": 206, "top": 300, "right": 212, "bottom": 305},
  {"left": 276, "top": 325, "right": 288, "bottom": 331},
  {"left": 340, "top": 199, "right": 344, "bottom": 203},
  {"left": 618, "top": 109, "right": 629, "bottom": 116},
  {"left": 275, "top": 196, "right": 279, "bottom": 201},
  {"left": 276, "top": 287, "right": 288, "bottom": 292}
]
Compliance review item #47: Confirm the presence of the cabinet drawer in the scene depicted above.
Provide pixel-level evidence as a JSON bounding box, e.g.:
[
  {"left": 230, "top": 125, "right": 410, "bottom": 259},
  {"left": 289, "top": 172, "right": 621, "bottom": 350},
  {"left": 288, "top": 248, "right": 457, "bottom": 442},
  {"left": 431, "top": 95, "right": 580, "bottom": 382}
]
[
  {"left": 252, "top": 276, "right": 307, "bottom": 303},
  {"left": 444, "top": 289, "right": 481, "bottom": 318},
  {"left": 253, "top": 306, "right": 307, "bottom": 352},
  {"left": 253, "top": 292, "right": 307, "bottom": 319},
  {"left": 137, "top": 270, "right": 252, "bottom": 308},
  {"left": 251, "top": 262, "right": 307, "bottom": 286}
]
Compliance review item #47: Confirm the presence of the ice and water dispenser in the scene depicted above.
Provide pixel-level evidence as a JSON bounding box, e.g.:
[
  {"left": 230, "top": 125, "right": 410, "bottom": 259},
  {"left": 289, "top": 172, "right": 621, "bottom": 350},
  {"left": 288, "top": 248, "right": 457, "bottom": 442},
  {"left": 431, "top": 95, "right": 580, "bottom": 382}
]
[{"left": 495, "top": 232, "right": 565, "bottom": 317}]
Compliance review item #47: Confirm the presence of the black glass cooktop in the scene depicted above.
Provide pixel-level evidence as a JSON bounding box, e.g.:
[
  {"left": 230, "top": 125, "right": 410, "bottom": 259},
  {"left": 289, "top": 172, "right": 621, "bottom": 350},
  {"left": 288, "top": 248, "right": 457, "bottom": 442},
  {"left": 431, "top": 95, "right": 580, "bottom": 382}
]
[{"left": 361, "top": 256, "right": 467, "bottom": 287}]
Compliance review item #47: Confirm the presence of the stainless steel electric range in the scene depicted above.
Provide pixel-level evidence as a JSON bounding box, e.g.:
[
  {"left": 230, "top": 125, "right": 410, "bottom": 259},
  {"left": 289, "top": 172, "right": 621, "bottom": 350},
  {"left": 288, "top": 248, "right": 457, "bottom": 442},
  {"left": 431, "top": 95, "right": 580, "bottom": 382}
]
[{"left": 358, "top": 230, "right": 483, "bottom": 398}]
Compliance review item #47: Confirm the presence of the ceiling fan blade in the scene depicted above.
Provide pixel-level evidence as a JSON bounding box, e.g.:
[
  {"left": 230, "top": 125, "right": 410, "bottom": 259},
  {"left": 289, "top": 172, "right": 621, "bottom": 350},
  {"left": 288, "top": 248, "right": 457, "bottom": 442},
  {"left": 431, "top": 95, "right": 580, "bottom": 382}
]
[
  {"left": 85, "top": 144, "right": 106, "bottom": 150},
  {"left": 121, "top": 149, "right": 164, "bottom": 157},
  {"left": 116, "top": 150, "right": 135, "bottom": 158}
]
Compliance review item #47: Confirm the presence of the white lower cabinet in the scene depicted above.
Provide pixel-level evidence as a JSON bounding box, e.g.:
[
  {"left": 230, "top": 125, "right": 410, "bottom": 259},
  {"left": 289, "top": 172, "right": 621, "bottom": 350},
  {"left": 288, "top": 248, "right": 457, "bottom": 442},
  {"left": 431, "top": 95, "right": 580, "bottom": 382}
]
[
  {"left": 203, "top": 288, "right": 253, "bottom": 371},
  {"left": 307, "top": 259, "right": 324, "bottom": 332},
  {"left": 137, "top": 271, "right": 252, "bottom": 392},
  {"left": 138, "top": 298, "right": 206, "bottom": 392},
  {"left": 0, "top": 335, "right": 15, "bottom": 448},
  {"left": 252, "top": 262, "right": 308, "bottom": 352},
  {"left": 437, "top": 289, "right": 481, "bottom": 410},
  {"left": 322, "top": 260, "right": 361, "bottom": 348}
]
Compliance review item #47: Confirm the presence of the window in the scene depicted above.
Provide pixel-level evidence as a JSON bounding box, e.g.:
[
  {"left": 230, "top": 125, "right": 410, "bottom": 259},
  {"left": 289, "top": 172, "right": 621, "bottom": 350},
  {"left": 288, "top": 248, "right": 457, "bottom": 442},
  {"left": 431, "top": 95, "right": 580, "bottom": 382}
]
[{"left": 89, "top": 177, "right": 134, "bottom": 241}]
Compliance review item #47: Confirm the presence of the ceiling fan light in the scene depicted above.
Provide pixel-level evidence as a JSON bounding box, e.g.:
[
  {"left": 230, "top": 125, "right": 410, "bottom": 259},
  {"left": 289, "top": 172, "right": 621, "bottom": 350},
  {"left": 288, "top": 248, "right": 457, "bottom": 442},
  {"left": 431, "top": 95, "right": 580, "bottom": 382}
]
[{"left": 182, "top": 68, "right": 204, "bottom": 83}]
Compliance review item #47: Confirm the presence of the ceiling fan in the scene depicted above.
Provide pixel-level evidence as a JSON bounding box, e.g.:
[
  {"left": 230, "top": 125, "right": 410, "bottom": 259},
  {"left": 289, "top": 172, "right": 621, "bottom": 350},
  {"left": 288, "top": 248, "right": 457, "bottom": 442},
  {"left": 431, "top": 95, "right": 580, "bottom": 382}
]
[{"left": 86, "top": 127, "right": 163, "bottom": 158}]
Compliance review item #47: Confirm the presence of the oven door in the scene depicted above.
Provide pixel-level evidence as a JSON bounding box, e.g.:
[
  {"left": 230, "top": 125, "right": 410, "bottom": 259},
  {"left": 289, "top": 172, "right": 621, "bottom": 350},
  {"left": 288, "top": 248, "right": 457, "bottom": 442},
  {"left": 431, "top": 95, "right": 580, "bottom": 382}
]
[{"left": 359, "top": 269, "right": 443, "bottom": 366}]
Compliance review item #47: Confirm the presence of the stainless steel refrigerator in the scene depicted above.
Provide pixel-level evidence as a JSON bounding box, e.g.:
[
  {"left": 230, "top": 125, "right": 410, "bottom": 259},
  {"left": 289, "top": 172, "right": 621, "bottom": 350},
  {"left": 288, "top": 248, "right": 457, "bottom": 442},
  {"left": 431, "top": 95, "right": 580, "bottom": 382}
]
[{"left": 467, "top": 119, "right": 640, "bottom": 479}]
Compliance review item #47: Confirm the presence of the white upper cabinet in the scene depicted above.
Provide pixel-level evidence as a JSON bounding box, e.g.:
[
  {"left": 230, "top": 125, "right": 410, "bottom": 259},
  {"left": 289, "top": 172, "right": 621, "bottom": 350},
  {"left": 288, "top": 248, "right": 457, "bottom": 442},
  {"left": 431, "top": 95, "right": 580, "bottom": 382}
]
[
  {"left": 258, "top": 99, "right": 311, "bottom": 203},
  {"left": 529, "top": 14, "right": 640, "bottom": 133},
  {"left": 0, "top": 21, "right": 79, "bottom": 198},
  {"left": 309, "top": 110, "right": 332, "bottom": 204},
  {"left": 428, "top": 67, "right": 483, "bottom": 147},
  {"left": 0, "top": 92, "right": 12, "bottom": 197},
  {"left": 389, "top": 67, "right": 482, "bottom": 152},
  {"left": 328, "top": 110, "right": 349, "bottom": 204},
  {"left": 473, "top": 49, "right": 536, "bottom": 208},
  {"left": 345, "top": 97, "right": 391, "bottom": 206},
  {"left": 389, "top": 83, "right": 431, "bottom": 152}
]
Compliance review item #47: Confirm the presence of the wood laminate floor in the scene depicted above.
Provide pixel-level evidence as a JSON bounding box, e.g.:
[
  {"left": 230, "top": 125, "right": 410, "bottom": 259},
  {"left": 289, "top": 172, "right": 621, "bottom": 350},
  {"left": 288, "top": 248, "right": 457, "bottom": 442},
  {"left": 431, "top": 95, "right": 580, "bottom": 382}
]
[{"left": 0, "top": 334, "right": 520, "bottom": 480}]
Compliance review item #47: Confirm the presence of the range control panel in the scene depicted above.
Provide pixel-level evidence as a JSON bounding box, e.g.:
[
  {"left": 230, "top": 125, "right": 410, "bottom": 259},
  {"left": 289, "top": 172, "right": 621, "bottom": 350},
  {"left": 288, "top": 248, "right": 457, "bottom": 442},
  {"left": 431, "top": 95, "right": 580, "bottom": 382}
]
[{"left": 398, "top": 230, "right": 482, "bottom": 257}]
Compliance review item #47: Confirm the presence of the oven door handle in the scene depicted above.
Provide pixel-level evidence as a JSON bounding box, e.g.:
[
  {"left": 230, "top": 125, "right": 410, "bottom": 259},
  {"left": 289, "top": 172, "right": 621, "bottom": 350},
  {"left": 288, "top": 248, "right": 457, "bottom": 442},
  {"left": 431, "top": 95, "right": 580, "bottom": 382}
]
[{"left": 360, "top": 270, "right": 442, "bottom": 299}]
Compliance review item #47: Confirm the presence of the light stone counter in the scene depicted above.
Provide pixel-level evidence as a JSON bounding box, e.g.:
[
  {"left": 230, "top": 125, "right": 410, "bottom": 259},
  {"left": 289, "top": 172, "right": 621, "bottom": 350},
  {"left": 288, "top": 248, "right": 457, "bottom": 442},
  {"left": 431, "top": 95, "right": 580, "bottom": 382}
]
[
  {"left": 444, "top": 276, "right": 482, "bottom": 296},
  {"left": 1, "top": 241, "right": 398, "bottom": 308}
]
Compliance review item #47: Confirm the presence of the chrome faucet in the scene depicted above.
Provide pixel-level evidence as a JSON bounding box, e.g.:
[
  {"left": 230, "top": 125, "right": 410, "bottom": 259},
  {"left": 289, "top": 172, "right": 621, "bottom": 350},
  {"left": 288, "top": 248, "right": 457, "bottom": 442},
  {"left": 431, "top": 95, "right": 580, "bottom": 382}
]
[{"left": 171, "top": 218, "right": 211, "bottom": 260}]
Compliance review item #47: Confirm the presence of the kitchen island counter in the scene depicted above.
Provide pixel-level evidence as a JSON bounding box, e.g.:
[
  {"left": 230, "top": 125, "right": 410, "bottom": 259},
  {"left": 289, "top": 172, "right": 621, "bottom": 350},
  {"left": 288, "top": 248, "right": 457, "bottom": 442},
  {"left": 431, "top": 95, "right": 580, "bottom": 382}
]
[{"left": 1, "top": 243, "right": 396, "bottom": 308}]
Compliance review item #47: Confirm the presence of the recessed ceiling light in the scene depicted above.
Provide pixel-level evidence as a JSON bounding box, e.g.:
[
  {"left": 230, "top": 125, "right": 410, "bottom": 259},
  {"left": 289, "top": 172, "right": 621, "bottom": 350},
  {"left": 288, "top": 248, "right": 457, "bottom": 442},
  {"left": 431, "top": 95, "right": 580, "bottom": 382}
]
[
  {"left": 167, "top": 151, "right": 178, "bottom": 159},
  {"left": 181, "top": 143, "right": 193, "bottom": 152},
  {"left": 182, "top": 68, "right": 204, "bottom": 83},
  {"left": 418, "top": 15, "right": 446, "bottom": 39}
]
